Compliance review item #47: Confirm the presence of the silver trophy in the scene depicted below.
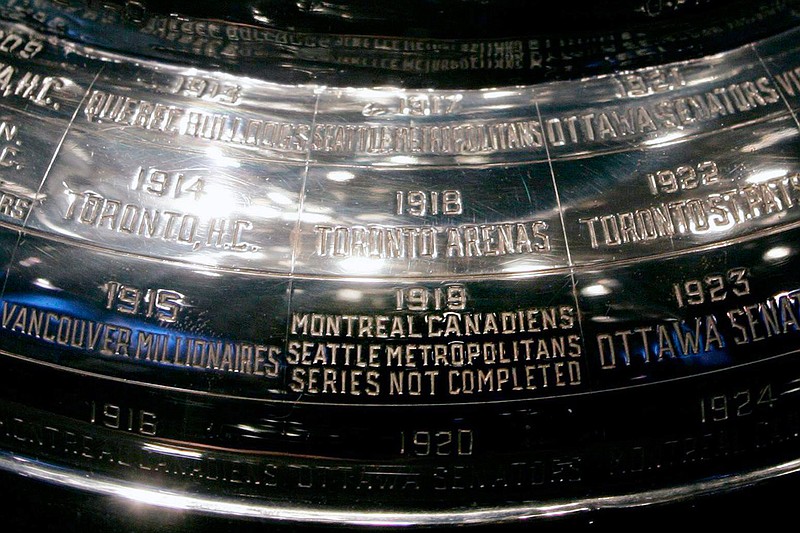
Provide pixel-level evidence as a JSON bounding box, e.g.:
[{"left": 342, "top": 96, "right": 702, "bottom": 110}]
[{"left": 0, "top": 0, "right": 799, "bottom": 527}]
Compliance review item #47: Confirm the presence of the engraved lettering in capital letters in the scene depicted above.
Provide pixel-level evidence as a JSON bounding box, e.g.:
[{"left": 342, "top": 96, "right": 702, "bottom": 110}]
[
  {"left": 542, "top": 77, "right": 780, "bottom": 148},
  {"left": 314, "top": 222, "right": 551, "bottom": 259},
  {"left": 597, "top": 315, "right": 727, "bottom": 369},
  {"left": 0, "top": 300, "right": 283, "bottom": 378},
  {"left": 597, "top": 277, "right": 800, "bottom": 371},
  {"left": 579, "top": 173, "right": 800, "bottom": 249},
  {"left": 0, "top": 120, "right": 33, "bottom": 221},
  {"left": 286, "top": 304, "right": 583, "bottom": 398},
  {"left": 0, "top": 186, "right": 31, "bottom": 220},
  {"left": 0, "top": 62, "right": 64, "bottom": 110},
  {"left": 0, "top": 119, "right": 21, "bottom": 170},
  {"left": 63, "top": 189, "right": 259, "bottom": 252},
  {"left": 81, "top": 76, "right": 784, "bottom": 158},
  {"left": 84, "top": 90, "right": 184, "bottom": 133},
  {"left": 773, "top": 65, "right": 800, "bottom": 97}
]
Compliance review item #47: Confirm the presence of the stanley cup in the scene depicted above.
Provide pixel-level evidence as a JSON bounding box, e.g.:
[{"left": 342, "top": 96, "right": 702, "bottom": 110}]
[{"left": 0, "top": 0, "right": 799, "bottom": 526}]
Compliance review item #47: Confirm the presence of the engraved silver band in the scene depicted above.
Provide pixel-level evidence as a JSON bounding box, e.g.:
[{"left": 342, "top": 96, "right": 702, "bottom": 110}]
[{"left": 0, "top": 10, "right": 799, "bottom": 525}]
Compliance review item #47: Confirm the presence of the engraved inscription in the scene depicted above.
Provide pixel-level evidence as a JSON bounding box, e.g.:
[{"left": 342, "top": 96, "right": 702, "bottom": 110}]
[
  {"left": 726, "top": 292, "right": 800, "bottom": 345},
  {"left": 84, "top": 90, "right": 184, "bottom": 133},
  {"left": 0, "top": 119, "right": 21, "bottom": 170},
  {"left": 613, "top": 67, "right": 685, "bottom": 98},
  {"left": 606, "top": 413, "right": 800, "bottom": 479},
  {"left": 0, "top": 62, "right": 64, "bottom": 110},
  {"left": 0, "top": 119, "right": 33, "bottom": 221},
  {"left": 646, "top": 161, "right": 720, "bottom": 195},
  {"left": 287, "top": 304, "right": 582, "bottom": 398},
  {"left": 82, "top": 89, "right": 545, "bottom": 155},
  {"left": 104, "top": 281, "right": 184, "bottom": 323},
  {"left": 84, "top": 88, "right": 309, "bottom": 151},
  {"left": 362, "top": 94, "right": 462, "bottom": 117},
  {"left": 0, "top": 185, "right": 31, "bottom": 220},
  {"left": 0, "top": 408, "right": 591, "bottom": 494},
  {"left": 63, "top": 189, "right": 259, "bottom": 252},
  {"left": 0, "top": 30, "right": 43, "bottom": 60},
  {"left": 335, "top": 39, "right": 524, "bottom": 72},
  {"left": 132, "top": 167, "right": 205, "bottom": 200},
  {"left": 597, "top": 286, "right": 800, "bottom": 370},
  {"left": 579, "top": 172, "right": 800, "bottom": 249},
  {"left": 773, "top": 65, "right": 800, "bottom": 97},
  {"left": 166, "top": 75, "right": 241, "bottom": 104},
  {"left": 0, "top": 300, "right": 283, "bottom": 378},
  {"left": 395, "top": 190, "right": 463, "bottom": 216},
  {"left": 78, "top": 77, "right": 785, "bottom": 159},
  {"left": 597, "top": 315, "right": 726, "bottom": 369},
  {"left": 313, "top": 221, "right": 550, "bottom": 259},
  {"left": 543, "top": 77, "right": 779, "bottom": 148},
  {"left": 399, "top": 429, "right": 473, "bottom": 456},
  {"left": 309, "top": 120, "right": 543, "bottom": 154},
  {"left": 321, "top": 76, "right": 773, "bottom": 155},
  {"left": 698, "top": 384, "right": 775, "bottom": 424},
  {"left": 395, "top": 285, "right": 467, "bottom": 311},
  {"left": 592, "top": 264, "right": 762, "bottom": 371},
  {"left": 432, "top": 457, "right": 582, "bottom": 490},
  {"left": 0, "top": 123, "right": 33, "bottom": 221},
  {"left": 88, "top": 400, "right": 157, "bottom": 436},
  {"left": 672, "top": 267, "right": 750, "bottom": 307}
]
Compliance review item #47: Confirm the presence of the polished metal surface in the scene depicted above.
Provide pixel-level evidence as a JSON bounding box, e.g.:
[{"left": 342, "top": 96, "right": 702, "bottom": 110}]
[{"left": 0, "top": 1, "right": 800, "bottom": 526}]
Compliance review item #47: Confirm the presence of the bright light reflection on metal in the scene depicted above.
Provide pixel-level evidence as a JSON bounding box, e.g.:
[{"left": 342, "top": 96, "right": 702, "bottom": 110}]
[
  {"left": 336, "top": 288, "right": 363, "bottom": 302},
  {"left": 7, "top": 452, "right": 800, "bottom": 526},
  {"left": 643, "top": 131, "right": 686, "bottom": 146},
  {"left": 33, "top": 278, "right": 59, "bottom": 291},
  {"left": 267, "top": 191, "right": 294, "bottom": 205},
  {"left": 142, "top": 443, "right": 203, "bottom": 459},
  {"left": 183, "top": 182, "right": 241, "bottom": 218},
  {"left": 250, "top": 204, "right": 284, "bottom": 219},
  {"left": 592, "top": 316, "right": 622, "bottom": 323},
  {"left": 18, "top": 256, "right": 41, "bottom": 267},
  {"left": 204, "top": 145, "right": 241, "bottom": 168},
  {"left": 193, "top": 270, "right": 222, "bottom": 277},
  {"left": 764, "top": 245, "right": 792, "bottom": 261},
  {"left": 297, "top": 211, "right": 331, "bottom": 223},
  {"left": 746, "top": 168, "right": 787, "bottom": 184},
  {"left": 327, "top": 170, "right": 355, "bottom": 182},
  {"left": 340, "top": 256, "right": 382, "bottom": 274},
  {"left": 499, "top": 261, "right": 551, "bottom": 273},
  {"left": 772, "top": 289, "right": 800, "bottom": 302},
  {"left": 235, "top": 424, "right": 261, "bottom": 433},
  {"left": 389, "top": 156, "right": 417, "bottom": 164},
  {"left": 740, "top": 128, "right": 797, "bottom": 152},
  {"left": 482, "top": 90, "right": 519, "bottom": 99},
  {"left": 581, "top": 283, "right": 611, "bottom": 297}
]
